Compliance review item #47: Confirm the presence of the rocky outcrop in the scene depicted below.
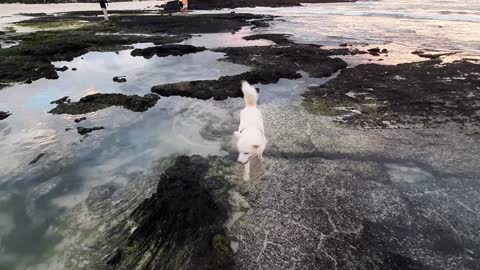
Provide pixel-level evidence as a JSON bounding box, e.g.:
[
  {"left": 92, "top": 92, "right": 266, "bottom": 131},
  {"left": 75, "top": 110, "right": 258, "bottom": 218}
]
[
  {"left": 243, "top": 33, "right": 294, "bottom": 45},
  {"left": 0, "top": 29, "right": 187, "bottom": 86},
  {"left": 152, "top": 70, "right": 300, "bottom": 100},
  {"left": 412, "top": 50, "right": 457, "bottom": 59},
  {"left": 77, "top": 126, "right": 104, "bottom": 135},
  {"left": 131, "top": 45, "right": 206, "bottom": 59},
  {"left": 152, "top": 44, "right": 348, "bottom": 100},
  {"left": 0, "top": 111, "right": 11, "bottom": 120},
  {"left": 162, "top": 0, "right": 356, "bottom": 10},
  {"left": 73, "top": 156, "right": 236, "bottom": 270},
  {"left": 49, "top": 93, "right": 160, "bottom": 114},
  {"left": 4, "top": 13, "right": 269, "bottom": 86},
  {"left": 303, "top": 60, "right": 480, "bottom": 128},
  {"left": 112, "top": 76, "right": 127, "bottom": 83}
]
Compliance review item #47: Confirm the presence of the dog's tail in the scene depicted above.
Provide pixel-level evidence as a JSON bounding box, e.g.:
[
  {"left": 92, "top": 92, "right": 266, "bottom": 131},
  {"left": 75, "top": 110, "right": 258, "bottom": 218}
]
[{"left": 241, "top": 81, "right": 258, "bottom": 107}]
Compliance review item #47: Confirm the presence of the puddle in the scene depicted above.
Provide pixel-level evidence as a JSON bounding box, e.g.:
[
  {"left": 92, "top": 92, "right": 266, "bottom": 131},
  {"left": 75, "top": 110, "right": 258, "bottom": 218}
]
[
  {"left": 0, "top": 39, "right": 19, "bottom": 48},
  {"left": 180, "top": 26, "right": 274, "bottom": 48}
]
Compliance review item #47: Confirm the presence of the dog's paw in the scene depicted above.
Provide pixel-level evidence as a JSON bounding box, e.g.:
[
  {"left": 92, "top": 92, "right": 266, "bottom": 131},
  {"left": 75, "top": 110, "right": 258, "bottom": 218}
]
[{"left": 242, "top": 173, "right": 250, "bottom": 181}]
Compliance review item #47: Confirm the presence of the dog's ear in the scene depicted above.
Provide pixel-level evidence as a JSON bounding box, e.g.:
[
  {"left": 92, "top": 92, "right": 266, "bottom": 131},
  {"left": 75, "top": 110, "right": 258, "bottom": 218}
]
[
  {"left": 234, "top": 131, "right": 240, "bottom": 138},
  {"left": 253, "top": 145, "right": 260, "bottom": 149}
]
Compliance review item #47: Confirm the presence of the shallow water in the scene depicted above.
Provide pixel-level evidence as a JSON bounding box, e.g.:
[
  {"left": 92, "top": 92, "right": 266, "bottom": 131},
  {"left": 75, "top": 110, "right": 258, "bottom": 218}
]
[
  {"left": 0, "top": 0, "right": 479, "bottom": 269},
  {"left": 202, "top": 0, "right": 480, "bottom": 61}
]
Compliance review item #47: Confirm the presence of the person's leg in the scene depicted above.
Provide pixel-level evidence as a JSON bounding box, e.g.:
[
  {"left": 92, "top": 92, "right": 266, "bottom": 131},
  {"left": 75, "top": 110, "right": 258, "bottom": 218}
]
[{"left": 102, "top": 8, "right": 109, "bottom": 21}]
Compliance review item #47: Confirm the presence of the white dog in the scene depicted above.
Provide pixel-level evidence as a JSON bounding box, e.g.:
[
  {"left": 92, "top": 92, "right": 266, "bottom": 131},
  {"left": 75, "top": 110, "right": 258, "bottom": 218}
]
[{"left": 234, "top": 81, "right": 267, "bottom": 181}]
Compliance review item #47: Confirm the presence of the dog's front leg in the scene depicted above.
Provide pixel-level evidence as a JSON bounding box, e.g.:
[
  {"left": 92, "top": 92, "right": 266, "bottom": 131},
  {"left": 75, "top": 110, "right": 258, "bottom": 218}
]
[{"left": 243, "top": 161, "right": 251, "bottom": 181}]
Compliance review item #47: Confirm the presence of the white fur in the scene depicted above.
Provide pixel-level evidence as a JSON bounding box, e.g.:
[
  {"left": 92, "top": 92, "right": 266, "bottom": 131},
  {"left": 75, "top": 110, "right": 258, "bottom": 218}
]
[{"left": 235, "top": 81, "right": 267, "bottom": 181}]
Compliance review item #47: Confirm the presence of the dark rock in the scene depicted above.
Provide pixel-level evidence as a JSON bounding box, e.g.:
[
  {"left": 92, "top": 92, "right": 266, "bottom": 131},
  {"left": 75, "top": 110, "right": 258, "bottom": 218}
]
[
  {"left": 0, "top": 31, "right": 5, "bottom": 36},
  {"left": 303, "top": 60, "right": 480, "bottom": 128},
  {"left": 339, "top": 43, "right": 348, "bottom": 47},
  {"left": 50, "top": 96, "right": 70, "bottom": 105},
  {"left": 28, "top": 153, "right": 45, "bottom": 165},
  {"left": 25, "top": 79, "right": 32, "bottom": 84},
  {"left": 0, "top": 111, "right": 11, "bottom": 120},
  {"left": 152, "top": 70, "right": 301, "bottom": 100},
  {"left": 71, "top": 68, "right": 77, "bottom": 71},
  {"left": 112, "top": 76, "right": 127, "bottom": 83},
  {"left": 161, "top": 0, "right": 356, "bottom": 10},
  {"left": 1, "top": 13, "right": 273, "bottom": 87},
  {"left": 55, "top": 66, "right": 68, "bottom": 72},
  {"left": 412, "top": 50, "right": 457, "bottom": 59},
  {"left": 49, "top": 93, "right": 160, "bottom": 114},
  {"left": 93, "top": 13, "right": 272, "bottom": 35},
  {"left": 130, "top": 45, "right": 206, "bottom": 59},
  {"left": 77, "top": 126, "right": 104, "bottom": 135},
  {"left": 368, "top": 47, "right": 388, "bottom": 56},
  {"left": 74, "top": 117, "right": 86, "bottom": 123},
  {"left": 152, "top": 44, "right": 348, "bottom": 100},
  {"left": 65, "top": 128, "right": 72, "bottom": 131},
  {"left": 94, "top": 156, "right": 234, "bottom": 270},
  {"left": 215, "top": 44, "right": 348, "bottom": 78},
  {"left": 0, "top": 27, "right": 187, "bottom": 86},
  {"left": 243, "top": 33, "right": 293, "bottom": 45}
]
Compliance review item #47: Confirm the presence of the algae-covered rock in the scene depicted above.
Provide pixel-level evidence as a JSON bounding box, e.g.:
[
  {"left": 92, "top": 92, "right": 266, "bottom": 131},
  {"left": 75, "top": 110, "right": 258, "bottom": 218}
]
[
  {"left": 91, "top": 156, "right": 235, "bottom": 270},
  {"left": 131, "top": 45, "right": 206, "bottom": 59},
  {"left": 303, "top": 60, "right": 480, "bottom": 128},
  {"left": 49, "top": 93, "right": 160, "bottom": 114},
  {"left": 152, "top": 44, "right": 348, "bottom": 100}
]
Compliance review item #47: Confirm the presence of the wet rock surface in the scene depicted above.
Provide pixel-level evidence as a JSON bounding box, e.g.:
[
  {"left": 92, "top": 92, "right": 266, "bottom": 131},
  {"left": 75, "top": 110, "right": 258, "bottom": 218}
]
[
  {"left": 231, "top": 156, "right": 480, "bottom": 270},
  {"left": 85, "top": 13, "right": 272, "bottom": 35},
  {"left": 60, "top": 156, "right": 237, "bottom": 270},
  {"left": 131, "top": 44, "right": 206, "bottom": 59},
  {"left": 162, "top": 0, "right": 356, "bottom": 10},
  {"left": 55, "top": 66, "right": 69, "bottom": 72},
  {"left": 77, "top": 126, "right": 104, "bottom": 135},
  {"left": 215, "top": 45, "right": 348, "bottom": 77},
  {"left": 1, "top": 13, "right": 270, "bottom": 86},
  {"left": 0, "top": 30, "right": 186, "bottom": 86},
  {"left": 152, "top": 44, "right": 347, "bottom": 100},
  {"left": 0, "top": 111, "right": 11, "bottom": 120},
  {"left": 304, "top": 60, "right": 480, "bottom": 128},
  {"left": 152, "top": 70, "right": 300, "bottom": 100},
  {"left": 28, "top": 153, "right": 45, "bottom": 165},
  {"left": 74, "top": 117, "right": 87, "bottom": 123},
  {"left": 49, "top": 93, "right": 160, "bottom": 114},
  {"left": 112, "top": 76, "right": 127, "bottom": 83},
  {"left": 412, "top": 50, "right": 457, "bottom": 59},
  {"left": 50, "top": 96, "right": 71, "bottom": 105},
  {"left": 243, "top": 33, "right": 294, "bottom": 45}
]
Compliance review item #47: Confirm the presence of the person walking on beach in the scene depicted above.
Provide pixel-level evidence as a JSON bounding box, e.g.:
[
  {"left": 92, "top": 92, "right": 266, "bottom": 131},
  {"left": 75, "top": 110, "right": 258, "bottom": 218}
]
[
  {"left": 99, "top": 0, "right": 109, "bottom": 21},
  {"left": 181, "top": 0, "right": 189, "bottom": 13},
  {"left": 178, "top": 0, "right": 183, "bottom": 11}
]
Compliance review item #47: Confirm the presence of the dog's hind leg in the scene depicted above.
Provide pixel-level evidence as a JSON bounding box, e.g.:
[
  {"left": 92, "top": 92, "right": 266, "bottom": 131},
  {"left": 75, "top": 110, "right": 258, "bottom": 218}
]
[{"left": 243, "top": 161, "right": 251, "bottom": 181}]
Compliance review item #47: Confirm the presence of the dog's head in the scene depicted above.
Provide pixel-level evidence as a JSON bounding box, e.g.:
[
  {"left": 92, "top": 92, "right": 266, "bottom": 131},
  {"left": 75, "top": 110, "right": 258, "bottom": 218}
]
[{"left": 235, "top": 129, "right": 263, "bottom": 164}]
